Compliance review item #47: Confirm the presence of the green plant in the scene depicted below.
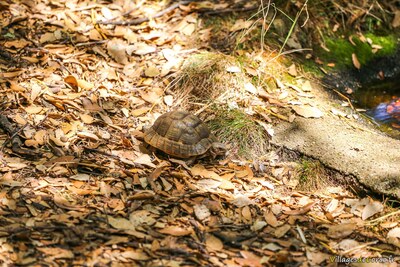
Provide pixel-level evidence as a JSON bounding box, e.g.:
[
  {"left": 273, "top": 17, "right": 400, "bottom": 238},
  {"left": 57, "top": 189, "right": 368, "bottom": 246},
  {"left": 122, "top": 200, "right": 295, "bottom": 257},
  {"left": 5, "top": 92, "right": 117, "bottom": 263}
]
[
  {"left": 296, "top": 159, "right": 332, "bottom": 191},
  {"left": 208, "top": 107, "right": 269, "bottom": 159}
]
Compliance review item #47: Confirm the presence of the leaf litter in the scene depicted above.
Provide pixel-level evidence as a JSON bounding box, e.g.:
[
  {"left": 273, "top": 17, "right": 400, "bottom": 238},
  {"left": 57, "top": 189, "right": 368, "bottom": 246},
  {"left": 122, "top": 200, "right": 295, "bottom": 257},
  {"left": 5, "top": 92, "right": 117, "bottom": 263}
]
[{"left": 0, "top": 0, "right": 399, "bottom": 266}]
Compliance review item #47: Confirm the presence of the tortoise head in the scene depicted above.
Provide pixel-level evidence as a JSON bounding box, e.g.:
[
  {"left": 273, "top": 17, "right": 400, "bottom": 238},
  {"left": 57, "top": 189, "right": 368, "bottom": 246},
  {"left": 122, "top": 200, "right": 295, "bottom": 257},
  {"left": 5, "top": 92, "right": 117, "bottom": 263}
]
[{"left": 209, "top": 142, "right": 227, "bottom": 158}]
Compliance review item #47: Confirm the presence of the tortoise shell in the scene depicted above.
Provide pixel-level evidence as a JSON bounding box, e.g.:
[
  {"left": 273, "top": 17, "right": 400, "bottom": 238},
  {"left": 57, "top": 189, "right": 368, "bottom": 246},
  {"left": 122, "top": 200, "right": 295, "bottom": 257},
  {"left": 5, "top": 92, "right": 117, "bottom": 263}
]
[{"left": 144, "top": 110, "right": 221, "bottom": 158}]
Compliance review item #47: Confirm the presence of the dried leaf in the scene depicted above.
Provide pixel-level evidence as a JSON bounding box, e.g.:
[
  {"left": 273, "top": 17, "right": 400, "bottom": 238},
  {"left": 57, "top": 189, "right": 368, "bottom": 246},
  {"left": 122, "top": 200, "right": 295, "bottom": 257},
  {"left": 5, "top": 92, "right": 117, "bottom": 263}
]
[
  {"left": 302, "top": 80, "right": 313, "bottom": 92},
  {"left": 134, "top": 154, "right": 156, "bottom": 168},
  {"left": 107, "top": 39, "right": 128, "bottom": 64},
  {"left": 244, "top": 82, "right": 257, "bottom": 94},
  {"left": 141, "top": 90, "right": 161, "bottom": 104},
  {"left": 158, "top": 225, "right": 192, "bottom": 236},
  {"left": 226, "top": 65, "right": 241, "bottom": 73},
  {"left": 30, "top": 83, "right": 42, "bottom": 102},
  {"left": 108, "top": 216, "right": 136, "bottom": 230},
  {"left": 191, "top": 164, "right": 221, "bottom": 180},
  {"left": 292, "top": 105, "right": 323, "bottom": 118},
  {"left": 133, "top": 43, "right": 156, "bottom": 55},
  {"left": 77, "top": 79, "right": 94, "bottom": 90},
  {"left": 387, "top": 227, "right": 400, "bottom": 247},
  {"left": 37, "top": 247, "right": 74, "bottom": 259},
  {"left": 131, "top": 107, "right": 150, "bottom": 117},
  {"left": 64, "top": 75, "right": 79, "bottom": 88},
  {"left": 205, "top": 234, "right": 223, "bottom": 251},
  {"left": 287, "top": 64, "right": 297, "bottom": 76},
  {"left": 242, "top": 206, "right": 253, "bottom": 221},
  {"left": 362, "top": 200, "right": 383, "bottom": 220},
  {"left": 120, "top": 250, "right": 149, "bottom": 260},
  {"left": 231, "top": 195, "right": 253, "bottom": 208},
  {"left": 70, "top": 173, "right": 90, "bottom": 181},
  {"left": 274, "top": 224, "right": 291, "bottom": 238},
  {"left": 392, "top": 10, "right": 400, "bottom": 28},
  {"left": 24, "top": 105, "right": 43, "bottom": 114},
  {"left": 80, "top": 114, "right": 94, "bottom": 124},
  {"left": 193, "top": 204, "right": 211, "bottom": 221},
  {"left": 181, "top": 23, "right": 196, "bottom": 36},
  {"left": 163, "top": 95, "right": 174, "bottom": 106},
  {"left": 327, "top": 223, "right": 356, "bottom": 239},
  {"left": 352, "top": 53, "right": 361, "bottom": 69},
  {"left": 144, "top": 66, "right": 160, "bottom": 77},
  {"left": 230, "top": 19, "right": 254, "bottom": 32},
  {"left": 265, "top": 211, "right": 279, "bottom": 227}
]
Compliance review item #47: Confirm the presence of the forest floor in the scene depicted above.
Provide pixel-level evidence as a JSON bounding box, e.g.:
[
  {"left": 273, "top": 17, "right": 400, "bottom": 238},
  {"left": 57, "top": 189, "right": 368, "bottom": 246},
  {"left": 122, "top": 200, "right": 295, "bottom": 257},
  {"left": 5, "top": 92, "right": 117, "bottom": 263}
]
[{"left": 0, "top": 0, "right": 400, "bottom": 266}]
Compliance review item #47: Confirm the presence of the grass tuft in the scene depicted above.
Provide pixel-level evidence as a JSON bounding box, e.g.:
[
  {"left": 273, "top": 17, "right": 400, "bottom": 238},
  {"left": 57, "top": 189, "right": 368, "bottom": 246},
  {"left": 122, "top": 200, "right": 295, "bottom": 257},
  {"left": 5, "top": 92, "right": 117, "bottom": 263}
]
[
  {"left": 207, "top": 107, "right": 269, "bottom": 159},
  {"left": 295, "top": 159, "right": 332, "bottom": 191},
  {"left": 169, "top": 52, "right": 253, "bottom": 109}
]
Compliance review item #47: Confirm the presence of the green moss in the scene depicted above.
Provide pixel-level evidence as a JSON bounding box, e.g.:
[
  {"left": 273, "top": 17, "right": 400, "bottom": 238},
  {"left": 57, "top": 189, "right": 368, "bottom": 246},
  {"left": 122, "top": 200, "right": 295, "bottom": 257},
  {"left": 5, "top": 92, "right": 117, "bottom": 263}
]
[
  {"left": 301, "top": 60, "right": 324, "bottom": 77},
  {"left": 318, "top": 34, "right": 397, "bottom": 69},
  {"left": 364, "top": 33, "right": 397, "bottom": 54}
]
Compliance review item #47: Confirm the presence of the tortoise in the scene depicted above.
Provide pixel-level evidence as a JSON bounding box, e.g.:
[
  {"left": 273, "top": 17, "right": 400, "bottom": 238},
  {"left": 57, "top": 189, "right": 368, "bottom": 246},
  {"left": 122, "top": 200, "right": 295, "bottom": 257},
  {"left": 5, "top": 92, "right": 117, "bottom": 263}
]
[{"left": 143, "top": 110, "right": 226, "bottom": 160}]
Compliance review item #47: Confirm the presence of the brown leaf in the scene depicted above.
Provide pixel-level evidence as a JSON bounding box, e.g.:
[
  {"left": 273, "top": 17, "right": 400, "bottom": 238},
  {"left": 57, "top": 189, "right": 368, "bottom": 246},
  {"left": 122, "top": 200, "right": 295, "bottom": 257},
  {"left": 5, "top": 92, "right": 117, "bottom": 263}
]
[
  {"left": 194, "top": 204, "right": 211, "bottom": 221},
  {"left": 108, "top": 216, "right": 136, "bottom": 230},
  {"left": 242, "top": 206, "right": 253, "bottom": 221},
  {"left": 30, "top": 83, "right": 42, "bottom": 102},
  {"left": 230, "top": 19, "right": 254, "bottom": 32},
  {"left": 133, "top": 43, "right": 156, "bottom": 55},
  {"left": 131, "top": 107, "right": 150, "bottom": 117},
  {"left": 181, "top": 23, "right": 196, "bottom": 36},
  {"left": 4, "top": 39, "right": 31, "bottom": 49},
  {"left": 77, "top": 79, "right": 94, "bottom": 90},
  {"left": 158, "top": 225, "right": 192, "bottom": 236},
  {"left": 107, "top": 39, "right": 128, "bottom": 64},
  {"left": 327, "top": 223, "right": 356, "bottom": 239},
  {"left": 190, "top": 164, "right": 221, "bottom": 180},
  {"left": 352, "top": 53, "right": 361, "bottom": 69},
  {"left": 264, "top": 211, "right": 279, "bottom": 227},
  {"left": 231, "top": 195, "right": 253, "bottom": 208},
  {"left": 140, "top": 90, "right": 161, "bottom": 104},
  {"left": 387, "top": 227, "right": 400, "bottom": 248},
  {"left": 292, "top": 105, "right": 323, "bottom": 118},
  {"left": 14, "top": 114, "right": 27, "bottom": 125},
  {"left": 64, "top": 75, "right": 79, "bottom": 89},
  {"left": 24, "top": 105, "right": 43, "bottom": 114},
  {"left": 120, "top": 250, "right": 149, "bottom": 260},
  {"left": 306, "top": 248, "right": 330, "bottom": 266},
  {"left": 283, "top": 202, "right": 314, "bottom": 215},
  {"left": 205, "top": 234, "right": 223, "bottom": 251},
  {"left": 362, "top": 200, "right": 383, "bottom": 220},
  {"left": 134, "top": 154, "right": 156, "bottom": 168},
  {"left": 274, "top": 224, "right": 291, "bottom": 238},
  {"left": 236, "top": 251, "right": 262, "bottom": 267},
  {"left": 80, "top": 114, "right": 94, "bottom": 124},
  {"left": 37, "top": 247, "right": 74, "bottom": 259},
  {"left": 301, "top": 80, "right": 313, "bottom": 92},
  {"left": 144, "top": 66, "right": 160, "bottom": 77},
  {"left": 53, "top": 194, "right": 84, "bottom": 211},
  {"left": 392, "top": 10, "right": 400, "bottom": 28},
  {"left": 287, "top": 64, "right": 297, "bottom": 76}
]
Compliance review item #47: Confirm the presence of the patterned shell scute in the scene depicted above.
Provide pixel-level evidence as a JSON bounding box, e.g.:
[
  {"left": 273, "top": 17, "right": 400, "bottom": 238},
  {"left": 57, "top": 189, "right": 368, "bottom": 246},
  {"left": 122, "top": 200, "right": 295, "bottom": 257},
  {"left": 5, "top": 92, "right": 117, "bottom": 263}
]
[{"left": 144, "top": 110, "right": 216, "bottom": 158}]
